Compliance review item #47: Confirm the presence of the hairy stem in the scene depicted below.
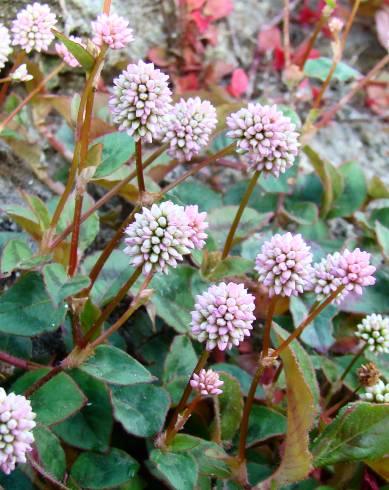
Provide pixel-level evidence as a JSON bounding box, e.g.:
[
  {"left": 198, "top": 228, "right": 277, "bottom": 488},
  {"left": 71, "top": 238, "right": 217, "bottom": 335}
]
[
  {"left": 0, "top": 352, "right": 44, "bottom": 371},
  {"left": 164, "top": 350, "right": 210, "bottom": 445},
  {"left": 135, "top": 140, "right": 146, "bottom": 194},
  {"left": 238, "top": 362, "right": 265, "bottom": 462},
  {"left": 283, "top": 0, "right": 291, "bottom": 68},
  {"left": 262, "top": 296, "right": 279, "bottom": 357},
  {"left": 212, "top": 396, "right": 222, "bottom": 444},
  {"left": 24, "top": 366, "right": 62, "bottom": 398},
  {"left": 68, "top": 193, "right": 84, "bottom": 276},
  {"left": 221, "top": 170, "right": 261, "bottom": 259}
]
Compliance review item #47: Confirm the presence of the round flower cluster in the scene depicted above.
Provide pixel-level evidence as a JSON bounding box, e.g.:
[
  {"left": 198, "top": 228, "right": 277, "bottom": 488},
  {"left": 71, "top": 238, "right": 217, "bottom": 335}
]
[
  {"left": 226, "top": 103, "right": 299, "bottom": 178},
  {"left": 355, "top": 314, "right": 389, "bottom": 354},
  {"left": 91, "top": 13, "right": 134, "bottom": 50},
  {"left": 11, "top": 3, "right": 57, "bottom": 53},
  {"left": 10, "top": 64, "right": 33, "bottom": 82},
  {"left": 124, "top": 201, "right": 207, "bottom": 275},
  {"left": 162, "top": 97, "right": 217, "bottom": 161},
  {"left": 255, "top": 232, "right": 313, "bottom": 297},
  {"left": 0, "top": 388, "right": 36, "bottom": 475},
  {"left": 360, "top": 379, "right": 389, "bottom": 403},
  {"left": 191, "top": 282, "right": 256, "bottom": 351},
  {"left": 190, "top": 369, "right": 224, "bottom": 396},
  {"left": 55, "top": 36, "right": 84, "bottom": 68},
  {"left": 109, "top": 61, "right": 172, "bottom": 143},
  {"left": 311, "top": 248, "right": 376, "bottom": 303},
  {"left": 0, "top": 24, "right": 12, "bottom": 71}
]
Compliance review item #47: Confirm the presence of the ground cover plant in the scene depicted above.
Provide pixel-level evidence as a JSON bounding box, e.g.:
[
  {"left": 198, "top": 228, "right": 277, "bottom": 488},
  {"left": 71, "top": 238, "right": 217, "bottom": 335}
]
[{"left": 0, "top": 0, "right": 389, "bottom": 488}]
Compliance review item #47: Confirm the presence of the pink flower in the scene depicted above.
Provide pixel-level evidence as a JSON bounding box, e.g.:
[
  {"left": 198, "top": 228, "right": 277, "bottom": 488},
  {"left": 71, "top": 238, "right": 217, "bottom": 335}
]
[
  {"left": 0, "top": 24, "right": 12, "bottom": 70},
  {"left": 310, "top": 256, "right": 342, "bottom": 302},
  {"left": 185, "top": 205, "right": 208, "bottom": 250},
  {"left": 255, "top": 233, "right": 313, "bottom": 297},
  {"left": 226, "top": 104, "right": 299, "bottom": 178},
  {"left": 91, "top": 13, "right": 134, "bottom": 50},
  {"left": 190, "top": 369, "right": 224, "bottom": 396},
  {"left": 109, "top": 61, "right": 172, "bottom": 143},
  {"left": 11, "top": 3, "right": 57, "bottom": 53},
  {"left": 55, "top": 36, "right": 84, "bottom": 68},
  {"left": 124, "top": 201, "right": 206, "bottom": 275},
  {"left": 0, "top": 388, "right": 36, "bottom": 475},
  {"left": 329, "top": 248, "right": 376, "bottom": 297},
  {"left": 191, "top": 282, "right": 256, "bottom": 351},
  {"left": 162, "top": 97, "right": 217, "bottom": 161}
]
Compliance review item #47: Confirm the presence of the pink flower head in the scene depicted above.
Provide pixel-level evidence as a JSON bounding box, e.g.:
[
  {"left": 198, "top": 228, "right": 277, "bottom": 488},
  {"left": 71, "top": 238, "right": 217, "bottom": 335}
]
[
  {"left": 226, "top": 104, "right": 299, "bottom": 178},
  {"left": 329, "top": 248, "right": 376, "bottom": 297},
  {"left": 11, "top": 3, "right": 57, "bottom": 53},
  {"left": 109, "top": 60, "right": 172, "bottom": 143},
  {"left": 55, "top": 36, "right": 84, "bottom": 68},
  {"left": 191, "top": 282, "right": 256, "bottom": 351},
  {"left": 310, "top": 256, "right": 343, "bottom": 302},
  {"left": 190, "top": 369, "right": 224, "bottom": 396},
  {"left": 255, "top": 232, "right": 313, "bottom": 297},
  {"left": 185, "top": 205, "right": 208, "bottom": 250},
  {"left": 0, "top": 388, "right": 36, "bottom": 475},
  {"left": 91, "top": 13, "right": 134, "bottom": 50},
  {"left": 0, "top": 24, "right": 12, "bottom": 70},
  {"left": 162, "top": 97, "right": 217, "bottom": 161},
  {"left": 124, "top": 201, "right": 205, "bottom": 275}
]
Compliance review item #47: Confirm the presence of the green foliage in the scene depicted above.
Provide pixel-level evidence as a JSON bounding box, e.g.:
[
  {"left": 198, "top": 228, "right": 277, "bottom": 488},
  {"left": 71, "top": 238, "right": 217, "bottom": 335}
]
[
  {"left": 43, "top": 263, "right": 90, "bottom": 307},
  {"left": 304, "top": 57, "right": 360, "bottom": 82},
  {"left": 213, "top": 372, "right": 243, "bottom": 441},
  {"left": 52, "top": 30, "right": 95, "bottom": 71},
  {"left": 148, "top": 450, "right": 198, "bottom": 490},
  {"left": 93, "top": 132, "right": 135, "bottom": 178},
  {"left": 34, "top": 425, "right": 66, "bottom": 481}
]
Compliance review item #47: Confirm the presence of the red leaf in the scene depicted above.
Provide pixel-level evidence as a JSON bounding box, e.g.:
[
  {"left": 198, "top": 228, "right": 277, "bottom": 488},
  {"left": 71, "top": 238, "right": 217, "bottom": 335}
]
[
  {"left": 204, "top": 0, "right": 233, "bottom": 21},
  {"left": 363, "top": 468, "right": 380, "bottom": 490},
  {"left": 257, "top": 26, "right": 282, "bottom": 52},
  {"left": 190, "top": 10, "right": 211, "bottom": 33},
  {"left": 227, "top": 68, "right": 249, "bottom": 98},
  {"left": 176, "top": 73, "right": 200, "bottom": 92},
  {"left": 273, "top": 47, "right": 285, "bottom": 71},
  {"left": 375, "top": 8, "right": 389, "bottom": 50}
]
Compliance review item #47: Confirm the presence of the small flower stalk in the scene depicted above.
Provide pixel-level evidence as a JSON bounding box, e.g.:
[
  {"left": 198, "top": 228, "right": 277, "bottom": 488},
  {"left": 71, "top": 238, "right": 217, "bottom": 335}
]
[
  {"left": 191, "top": 282, "right": 256, "bottom": 351},
  {"left": 190, "top": 369, "right": 224, "bottom": 396},
  {"left": 0, "top": 388, "right": 36, "bottom": 475}
]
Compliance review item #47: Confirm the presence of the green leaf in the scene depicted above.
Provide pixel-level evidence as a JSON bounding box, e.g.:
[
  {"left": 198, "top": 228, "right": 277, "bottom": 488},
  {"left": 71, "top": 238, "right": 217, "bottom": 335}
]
[
  {"left": 260, "top": 325, "right": 317, "bottom": 487},
  {"left": 151, "top": 266, "right": 196, "bottom": 333},
  {"left": 82, "top": 250, "right": 135, "bottom": 307},
  {"left": 1, "top": 238, "right": 32, "bottom": 274},
  {"left": 111, "top": 383, "right": 170, "bottom": 437},
  {"left": 212, "top": 372, "right": 243, "bottom": 441},
  {"left": 163, "top": 335, "right": 197, "bottom": 404},
  {"left": 283, "top": 199, "right": 319, "bottom": 226},
  {"left": 0, "top": 468, "right": 37, "bottom": 489},
  {"left": 368, "top": 176, "right": 389, "bottom": 199},
  {"left": 312, "top": 402, "right": 389, "bottom": 466},
  {"left": 328, "top": 162, "right": 367, "bottom": 218},
  {"left": 0, "top": 272, "right": 66, "bottom": 336},
  {"left": 376, "top": 221, "right": 389, "bottom": 263},
  {"left": 52, "top": 29, "right": 95, "bottom": 72},
  {"left": 224, "top": 180, "right": 277, "bottom": 213},
  {"left": 34, "top": 425, "right": 66, "bottom": 481},
  {"left": 53, "top": 370, "right": 113, "bottom": 452},
  {"left": 93, "top": 132, "right": 135, "bottom": 179},
  {"left": 303, "top": 146, "right": 344, "bottom": 217},
  {"left": 166, "top": 181, "right": 223, "bottom": 212},
  {"left": 23, "top": 372, "right": 86, "bottom": 425},
  {"left": 259, "top": 160, "right": 299, "bottom": 194},
  {"left": 0, "top": 333, "right": 32, "bottom": 359},
  {"left": 79, "top": 345, "right": 154, "bottom": 385},
  {"left": 71, "top": 448, "right": 139, "bottom": 489},
  {"left": 245, "top": 405, "right": 287, "bottom": 448},
  {"left": 148, "top": 449, "right": 198, "bottom": 490},
  {"left": 43, "top": 263, "right": 90, "bottom": 307},
  {"left": 213, "top": 363, "right": 264, "bottom": 398},
  {"left": 208, "top": 206, "right": 271, "bottom": 248},
  {"left": 290, "top": 296, "right": 336, "bottom": 353},
  {"left": 201, "top": 255, "right": 252, "bottom": 281},
  {"left": 304, "top": 57, "right": 360, "bottom": 82},
  {"left": 3, "top": 204, "right": 42, "bottom": 240}
]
